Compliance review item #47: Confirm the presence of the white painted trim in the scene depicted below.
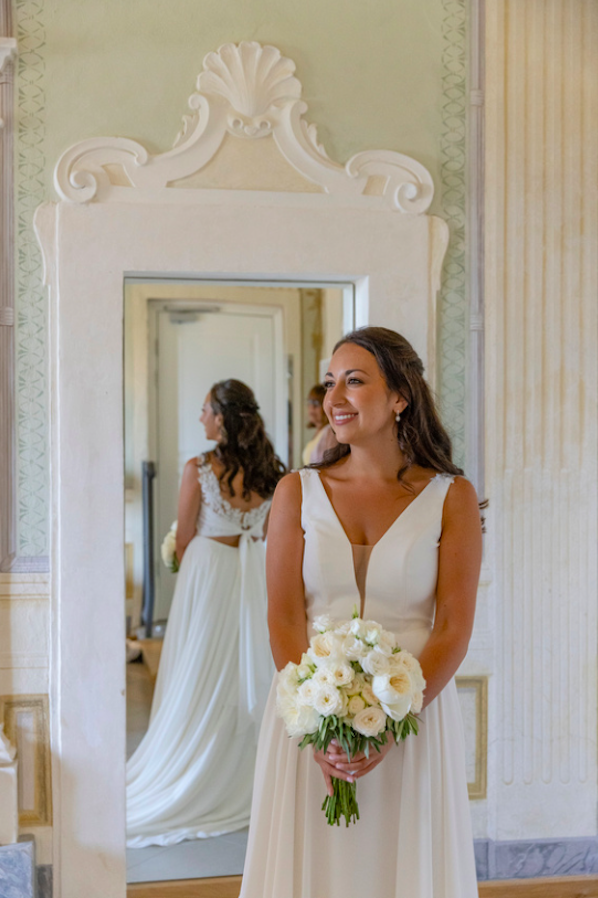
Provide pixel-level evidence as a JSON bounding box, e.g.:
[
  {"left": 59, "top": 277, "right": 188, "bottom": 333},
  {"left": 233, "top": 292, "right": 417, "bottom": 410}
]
[{"left": 54, "top": 41, "right": 434, "bottom": 214}]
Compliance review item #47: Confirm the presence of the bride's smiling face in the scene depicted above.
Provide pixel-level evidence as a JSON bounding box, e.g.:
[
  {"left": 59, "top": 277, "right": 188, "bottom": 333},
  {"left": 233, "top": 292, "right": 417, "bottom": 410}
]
[{"left": 323, "top": 343, "right": 407, "bottom": 444}]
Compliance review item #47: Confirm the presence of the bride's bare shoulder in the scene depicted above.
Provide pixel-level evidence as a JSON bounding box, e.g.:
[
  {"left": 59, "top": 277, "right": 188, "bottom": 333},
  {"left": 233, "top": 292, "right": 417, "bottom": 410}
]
[{"left": 273, "top": 470, "right": 302, "bottom": 499}]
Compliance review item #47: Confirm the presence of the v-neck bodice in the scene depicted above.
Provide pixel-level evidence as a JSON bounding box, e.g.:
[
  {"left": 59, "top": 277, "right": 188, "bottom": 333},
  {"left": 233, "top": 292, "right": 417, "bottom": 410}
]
[{"left": 299, "top": 467, "right": 454, "bottom": 657}]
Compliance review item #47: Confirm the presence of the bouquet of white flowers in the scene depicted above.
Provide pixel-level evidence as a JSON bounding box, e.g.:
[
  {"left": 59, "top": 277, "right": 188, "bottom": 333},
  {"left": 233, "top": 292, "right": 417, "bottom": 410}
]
[
  {"left": 160, "top": 521, "right": 179, "bottom": 573},
  {"left": 276, "top": 609, "right": 425, "bottom": 826}
]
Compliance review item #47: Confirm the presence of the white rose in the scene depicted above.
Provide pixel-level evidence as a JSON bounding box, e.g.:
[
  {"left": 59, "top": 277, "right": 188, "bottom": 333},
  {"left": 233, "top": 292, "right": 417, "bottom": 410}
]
[
  {"left": 312, "top": 683, "right": 345, "bottom": 717},
  {"left": 277, "top": 662, "right": 301, "bottom": 697},
  {"left": 312, "top": 666, "right": 336, "bottom": 688},
  {"left": 393, "top": 652, "right": 426, "bottom": 693},
  {"left": 372, "top": 667, "right": 414, "bottom": 721},
  {"left": 312, "top": 614, "right": 334, "bottom": 633},
  {"left": 343, "top": 634, "right": 368, "bottom": 661},
  {"left": 335, "top": 620, "right": 353, "bottom": 636},
  {"left": 361, "top": 649, "right": 391, "bottom": 677},
  {"left": 347, "top": 694, "right": 366, "bottom": 715},
  {"left": 308, "top": 631, "right": 344, "bottom": 665},
  {"left": 296, "top": 652, "right": 315, "bottom": 681},
  {"left": 411, "top": 690, "right": 424, "bottom": 714},
  {"left": 377, "top": 629, "right": 397, "bottom": 655},
  {"left": 345, "top": 676, "right": 364, "bottom": 697},
  {"left": 362, "top": 621, "right": 382, "bottom": 646},
  {"left": 280, "top": 700, "right": 320, "bottom": 737},
  {"left": 361, "top": 682, "right": 381, "bottom": 707},
  {"left": 328, "top": 661, "right": 354, "bottom": 687},
  {"left": 297, "top": 678, "right": 317, "bottom": 707},
  {"left": 352, "top": 706, "right": 387, "bottom": 737},
  {"left": 380, "top": 695, "right": 412, "bottom": 722}
]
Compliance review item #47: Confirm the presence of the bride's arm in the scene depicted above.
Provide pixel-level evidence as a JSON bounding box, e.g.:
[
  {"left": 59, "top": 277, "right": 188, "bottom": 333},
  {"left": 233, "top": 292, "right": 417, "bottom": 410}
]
[
  {"left": 175, "top": 458, "right": 202, "bottom": 562},
  {"left": 417, "top": 476, "right": 482, "bottom": 709},
  {"left": 266, "top": 472, "right": 309, "bottom": 670}
]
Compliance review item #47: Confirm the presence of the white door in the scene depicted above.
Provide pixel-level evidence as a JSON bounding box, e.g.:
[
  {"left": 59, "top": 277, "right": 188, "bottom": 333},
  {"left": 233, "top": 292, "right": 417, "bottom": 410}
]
[{"left": 153, "top": 303, "right": 285, "bottom": 621}]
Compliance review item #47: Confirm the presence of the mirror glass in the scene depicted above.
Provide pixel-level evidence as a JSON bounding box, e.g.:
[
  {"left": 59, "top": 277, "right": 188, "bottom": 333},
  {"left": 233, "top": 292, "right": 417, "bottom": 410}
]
[{"left": 124, "top": 278, "right": 354, "bottom": 884}]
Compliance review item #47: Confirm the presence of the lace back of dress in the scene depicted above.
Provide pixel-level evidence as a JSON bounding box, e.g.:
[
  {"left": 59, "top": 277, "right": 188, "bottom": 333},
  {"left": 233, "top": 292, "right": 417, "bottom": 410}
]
[{"left": 197, "top": 456, "right": 270, "bottom": 533}]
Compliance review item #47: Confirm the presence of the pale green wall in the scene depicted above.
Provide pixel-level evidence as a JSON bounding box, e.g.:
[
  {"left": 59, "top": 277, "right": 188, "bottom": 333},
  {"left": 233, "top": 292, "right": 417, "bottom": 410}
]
[
  {"left": 14, "top": 0, "right": 468, "bottom": 555},
  {"left": 42, "top": 0, "right": 446, "bottom": 204}
]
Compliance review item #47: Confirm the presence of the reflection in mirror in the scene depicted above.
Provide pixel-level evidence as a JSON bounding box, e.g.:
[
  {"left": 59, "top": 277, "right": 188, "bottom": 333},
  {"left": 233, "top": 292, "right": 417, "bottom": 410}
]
[{"left": 124, "top": 279, "right": 353, "bottom": 884}]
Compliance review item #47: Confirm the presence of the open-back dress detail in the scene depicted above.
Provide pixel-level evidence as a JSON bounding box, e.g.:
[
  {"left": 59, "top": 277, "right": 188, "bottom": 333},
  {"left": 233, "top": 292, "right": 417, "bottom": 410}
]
[
  {"left": 239, "top": 466, "right": 478, "bottom": 898},
  {"left": 126, "top": 457, "right": 273, "bottom": 848}
]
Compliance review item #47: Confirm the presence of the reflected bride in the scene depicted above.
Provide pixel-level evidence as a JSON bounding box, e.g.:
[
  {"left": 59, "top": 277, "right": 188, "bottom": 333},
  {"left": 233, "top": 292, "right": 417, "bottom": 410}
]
[{"left": 126, "top": 379, "right": 286, "bottom": 848}]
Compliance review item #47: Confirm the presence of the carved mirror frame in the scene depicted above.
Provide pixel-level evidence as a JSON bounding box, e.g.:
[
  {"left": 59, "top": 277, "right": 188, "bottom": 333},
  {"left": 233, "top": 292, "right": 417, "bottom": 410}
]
[{"left": 34, "top": 42, "right": 448, "bottom": 898}]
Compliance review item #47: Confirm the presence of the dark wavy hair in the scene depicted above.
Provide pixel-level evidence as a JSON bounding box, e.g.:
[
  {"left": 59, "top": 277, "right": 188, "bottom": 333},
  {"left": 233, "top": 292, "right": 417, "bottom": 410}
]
[
  {"left": 315, "top": 327, "right": 464, "bottom": 487},
  {"left": 209, "top": 379, "right": 286, "bottom": 499}
]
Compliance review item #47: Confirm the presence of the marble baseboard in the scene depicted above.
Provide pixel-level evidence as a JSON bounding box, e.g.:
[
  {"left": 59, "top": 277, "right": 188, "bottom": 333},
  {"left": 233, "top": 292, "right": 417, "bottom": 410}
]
[
  {"left": 0, "top": 836, "right": 36, "bottom": 897},
  {"left": 475, "top": 837, "right": 598, "bottom": 881},
  {"left": 37, "top": 865, "right": 52, "bottom": 898}
]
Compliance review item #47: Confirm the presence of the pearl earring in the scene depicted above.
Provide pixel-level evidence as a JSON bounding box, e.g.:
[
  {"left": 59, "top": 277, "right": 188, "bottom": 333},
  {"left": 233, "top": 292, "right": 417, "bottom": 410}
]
[{"left": 395, "top": 412, "right": 401, "bottom": 423}]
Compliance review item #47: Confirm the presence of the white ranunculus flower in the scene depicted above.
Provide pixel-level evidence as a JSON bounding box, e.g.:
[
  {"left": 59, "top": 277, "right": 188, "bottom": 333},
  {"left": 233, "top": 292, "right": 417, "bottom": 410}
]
[
  {"left": 352, "top": 706, "right": 387, "bottom": 737},
  {"left": 312, "top": 614, "right": 334, "bottom": 633},
  {"left": 335, "top": 620, "right": 353, "bottom": 636},
  {"left": 361, "top": 649, "right": 392, "bottom": 677},
  {"left": 312, "top": 683, "right": 345, "bottom": 717},
  {"left": 347, "top": 694, "right": 366, "bottom": 715}
]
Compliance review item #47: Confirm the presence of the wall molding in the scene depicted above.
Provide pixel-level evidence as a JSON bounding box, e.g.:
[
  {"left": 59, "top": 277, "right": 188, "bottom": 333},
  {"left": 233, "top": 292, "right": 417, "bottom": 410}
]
[
  {"left": 0, "top": 694, "right": 52, "bottom": 827},
  {"left": 55, "top": 41, "right": 435, "bottom": 213},
  {"left": 456, "top": 674, "right": 488, "bottom": 800}
]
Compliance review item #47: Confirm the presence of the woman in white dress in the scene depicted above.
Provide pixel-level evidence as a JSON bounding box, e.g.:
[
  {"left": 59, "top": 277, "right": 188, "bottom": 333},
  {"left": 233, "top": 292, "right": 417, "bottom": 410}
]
[
  {"left": 126, "top": 379, "right": 285, "bottom": 848},
  {"left": 240, "top": 328, "right": 482, "bottom": 898}
]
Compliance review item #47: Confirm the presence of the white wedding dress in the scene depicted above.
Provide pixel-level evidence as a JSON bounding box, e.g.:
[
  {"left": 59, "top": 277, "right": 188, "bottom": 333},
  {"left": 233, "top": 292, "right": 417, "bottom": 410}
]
[
  {"left": 126, "top": 457, "right": 274, "bottom": 848},
  {"left": 240, "top": 467, "right": 478, "bottom": 898}
]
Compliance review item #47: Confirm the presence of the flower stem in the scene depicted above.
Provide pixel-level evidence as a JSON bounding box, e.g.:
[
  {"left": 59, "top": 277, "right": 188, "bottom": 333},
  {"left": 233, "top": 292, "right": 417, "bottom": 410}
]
[{"left": 321, "top": 777, "right": 360, "bottom": 826}]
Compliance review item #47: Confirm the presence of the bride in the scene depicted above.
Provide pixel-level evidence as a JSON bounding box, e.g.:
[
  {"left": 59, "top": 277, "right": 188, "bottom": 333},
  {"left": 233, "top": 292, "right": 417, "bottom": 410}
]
[
  {"left": 126, "top": 379, "right": 285, "bottom": 848},
  {"left": 240, "top": 327, "right": 482, "bottom": 897}
]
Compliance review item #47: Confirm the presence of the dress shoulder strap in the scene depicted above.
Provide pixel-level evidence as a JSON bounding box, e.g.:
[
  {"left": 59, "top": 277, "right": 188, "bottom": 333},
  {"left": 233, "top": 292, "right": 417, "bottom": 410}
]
[{"left": 298, "top": 467, "right": 327, "bottom": 530}]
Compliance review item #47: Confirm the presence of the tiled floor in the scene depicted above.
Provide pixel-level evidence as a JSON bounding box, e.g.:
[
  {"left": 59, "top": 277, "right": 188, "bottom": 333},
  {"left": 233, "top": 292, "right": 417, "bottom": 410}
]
[{"left": 126, "top": 659, "right": 248, "bottom": 883}]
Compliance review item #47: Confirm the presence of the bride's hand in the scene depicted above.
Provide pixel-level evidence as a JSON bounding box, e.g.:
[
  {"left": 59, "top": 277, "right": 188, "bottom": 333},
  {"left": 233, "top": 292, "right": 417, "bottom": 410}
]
[{"left": 312, "top": 738, "right": 394, "bottom": 796}]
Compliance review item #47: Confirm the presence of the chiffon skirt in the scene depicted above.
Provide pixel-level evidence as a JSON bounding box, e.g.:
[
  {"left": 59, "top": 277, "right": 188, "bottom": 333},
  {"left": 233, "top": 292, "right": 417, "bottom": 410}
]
[
  {"left": 240, "top": 677, "right": 478, "bottom": 898},
  {"left": 126, "top": 534, "right": 272, "bottom": 848}
]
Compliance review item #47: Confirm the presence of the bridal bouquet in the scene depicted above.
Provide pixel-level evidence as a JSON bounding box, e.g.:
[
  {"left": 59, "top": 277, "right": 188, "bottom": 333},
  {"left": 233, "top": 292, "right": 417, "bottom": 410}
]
[
  {"left": 276, "top": 610, "right": 424, "bottom": 827},
  {"left": 160, "top": 521, "right": 179, "bottom": 573}
]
